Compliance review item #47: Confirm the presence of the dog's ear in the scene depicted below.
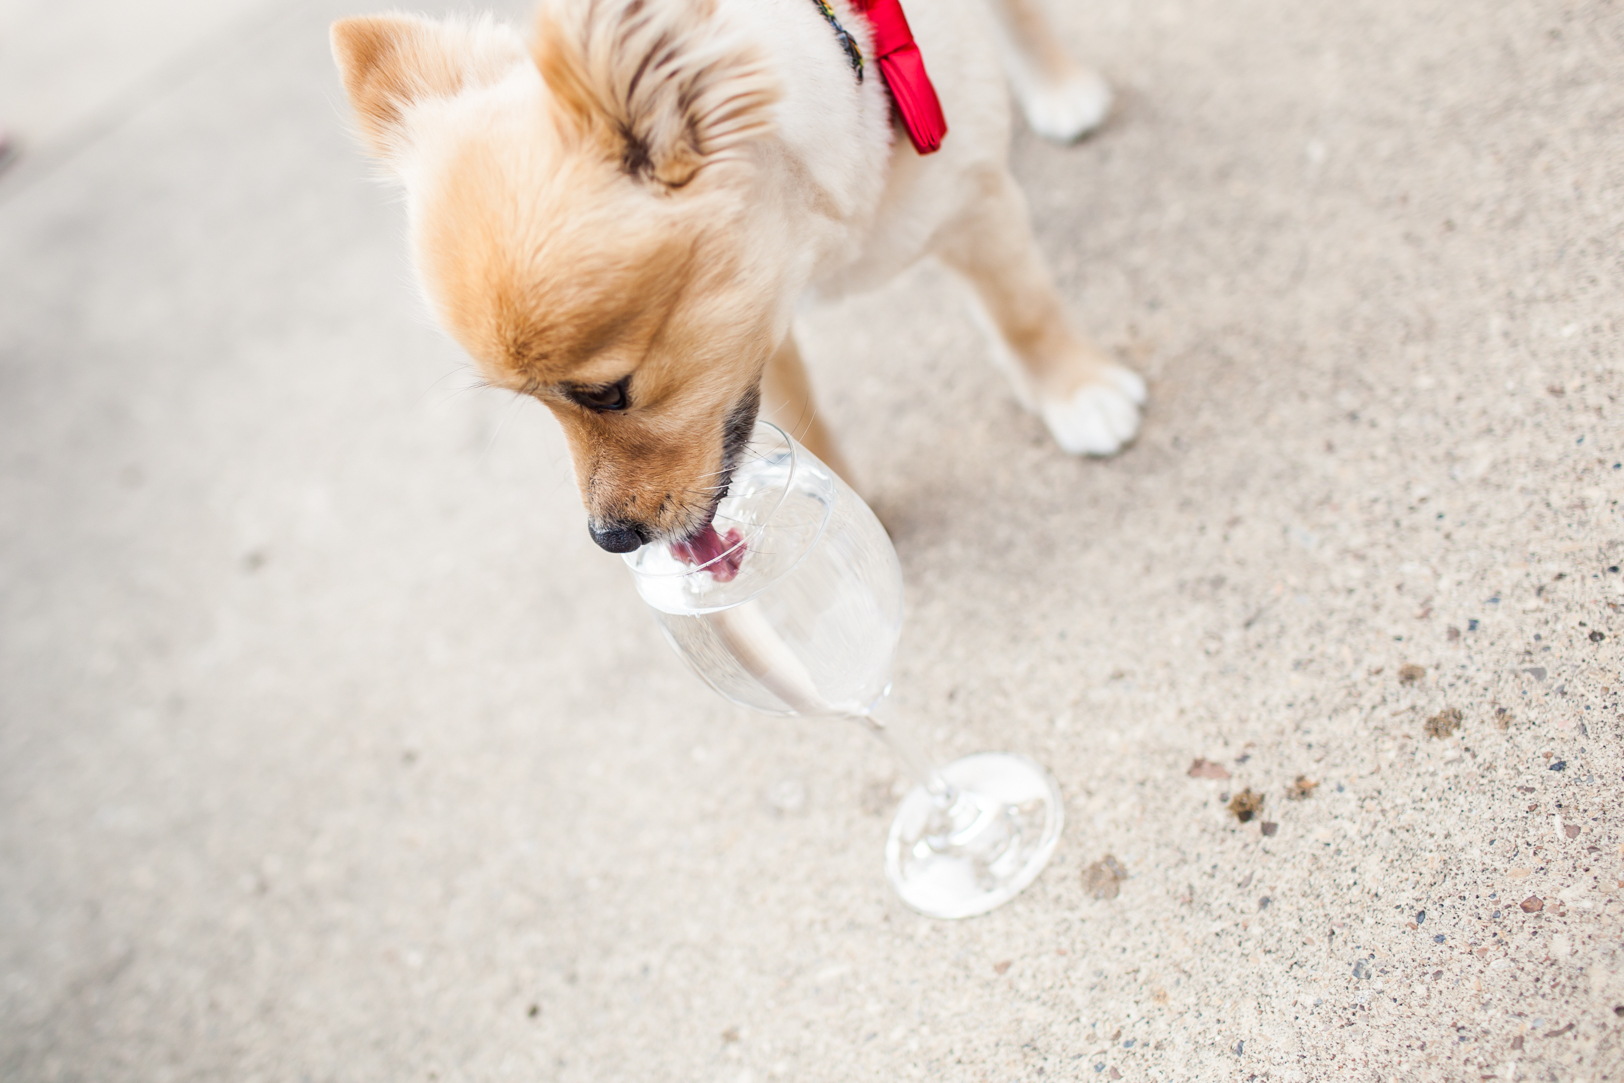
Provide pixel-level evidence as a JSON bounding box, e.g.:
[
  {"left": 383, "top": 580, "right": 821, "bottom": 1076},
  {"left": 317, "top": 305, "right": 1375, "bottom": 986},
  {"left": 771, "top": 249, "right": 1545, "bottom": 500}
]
[
  {"left": 533, "top": 0, "right": 779, "bottom": 188},
  {"left": 331, "top": 14, "right": 526, "bottom": 160}
]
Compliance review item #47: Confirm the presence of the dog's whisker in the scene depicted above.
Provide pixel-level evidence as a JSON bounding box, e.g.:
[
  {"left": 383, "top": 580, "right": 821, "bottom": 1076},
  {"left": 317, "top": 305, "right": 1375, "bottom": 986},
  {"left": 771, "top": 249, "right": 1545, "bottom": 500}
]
[
  {"left": 416, "top": 365, "right": 473, "bottom": 407},
  {"left": 478, "top": 390, "right": 528, "bottom": 463}
]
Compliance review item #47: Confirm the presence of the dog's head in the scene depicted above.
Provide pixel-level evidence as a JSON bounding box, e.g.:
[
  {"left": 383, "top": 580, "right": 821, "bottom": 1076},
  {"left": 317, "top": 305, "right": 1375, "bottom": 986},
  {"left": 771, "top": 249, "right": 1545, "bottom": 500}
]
[{"left": 332, "top": 4, "right": 785, "bottom": 551}]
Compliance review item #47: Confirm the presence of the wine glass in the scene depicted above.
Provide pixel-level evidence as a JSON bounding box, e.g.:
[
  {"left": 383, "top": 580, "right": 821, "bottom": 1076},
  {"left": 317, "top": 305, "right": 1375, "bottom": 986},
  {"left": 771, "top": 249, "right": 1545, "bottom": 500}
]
[{"left": 624, "top": 421, "right": 1063, "bottom": 918}]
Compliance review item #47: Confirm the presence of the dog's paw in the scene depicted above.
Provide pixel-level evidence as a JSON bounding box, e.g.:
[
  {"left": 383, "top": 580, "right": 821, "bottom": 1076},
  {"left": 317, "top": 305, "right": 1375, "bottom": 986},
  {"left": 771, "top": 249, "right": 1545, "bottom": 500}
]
[
  {"left": 1018, "top": 70, "right": 1113, "bottom": 144},
  {"left": 1039, "top": 365, "right": 1146, "bottom": 456}
]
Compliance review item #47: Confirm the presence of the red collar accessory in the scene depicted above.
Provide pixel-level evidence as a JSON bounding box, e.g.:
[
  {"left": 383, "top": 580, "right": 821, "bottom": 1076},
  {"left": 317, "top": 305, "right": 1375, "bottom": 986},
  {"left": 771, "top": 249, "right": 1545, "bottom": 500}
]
[{"left": 814, "top": 0, "right": 948, "bottom": 154}]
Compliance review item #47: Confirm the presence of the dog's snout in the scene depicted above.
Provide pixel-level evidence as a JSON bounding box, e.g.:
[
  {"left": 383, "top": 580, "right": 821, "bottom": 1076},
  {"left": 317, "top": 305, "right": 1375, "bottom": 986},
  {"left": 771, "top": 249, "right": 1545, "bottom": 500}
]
[{"left": 588, "top": 520, "right": 647, "bottom": 554}]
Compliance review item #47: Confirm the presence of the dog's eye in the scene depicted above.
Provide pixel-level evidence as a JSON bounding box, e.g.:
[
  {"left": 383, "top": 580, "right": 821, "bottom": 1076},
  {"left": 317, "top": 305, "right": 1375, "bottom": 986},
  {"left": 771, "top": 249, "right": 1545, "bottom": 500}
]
[{"left": 564, "top": 376, "right": 631, "bottom": 412}]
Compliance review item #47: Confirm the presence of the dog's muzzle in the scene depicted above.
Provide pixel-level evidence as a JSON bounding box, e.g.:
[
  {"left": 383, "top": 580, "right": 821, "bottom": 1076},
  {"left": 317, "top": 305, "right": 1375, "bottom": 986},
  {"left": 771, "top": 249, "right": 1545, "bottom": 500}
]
[{"left": 585, "top": 386, "right": 762, "bottom": 556}]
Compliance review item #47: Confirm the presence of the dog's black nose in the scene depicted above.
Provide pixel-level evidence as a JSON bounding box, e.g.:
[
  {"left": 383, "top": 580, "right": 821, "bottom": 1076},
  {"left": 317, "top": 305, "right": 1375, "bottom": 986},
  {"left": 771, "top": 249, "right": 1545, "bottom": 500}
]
[{"left": 588, "top": 521, "right": 646, "bottom": 554}]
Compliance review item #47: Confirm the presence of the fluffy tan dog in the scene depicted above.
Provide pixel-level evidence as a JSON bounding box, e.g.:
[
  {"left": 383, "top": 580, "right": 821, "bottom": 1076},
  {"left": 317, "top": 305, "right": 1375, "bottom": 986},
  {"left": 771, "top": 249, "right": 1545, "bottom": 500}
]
[{"left": 332, "top": 0, "right": 1145, "bottom": 553}]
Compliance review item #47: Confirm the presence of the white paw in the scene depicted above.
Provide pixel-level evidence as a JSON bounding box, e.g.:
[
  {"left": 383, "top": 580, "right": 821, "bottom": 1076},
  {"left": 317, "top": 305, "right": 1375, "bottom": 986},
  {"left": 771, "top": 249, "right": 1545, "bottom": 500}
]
[
  {"left": 1039, "top": 366, "right": 1146, "bottom": 456},
  {"left": 1018, "top": 70, "right": 1113, "bottom": 144}
]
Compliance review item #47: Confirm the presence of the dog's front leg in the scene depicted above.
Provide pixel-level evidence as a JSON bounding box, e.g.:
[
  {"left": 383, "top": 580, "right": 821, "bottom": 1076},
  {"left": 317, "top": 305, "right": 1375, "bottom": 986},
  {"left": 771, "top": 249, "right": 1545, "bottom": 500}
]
[
  {"left": 761, "top": 334, "right": 854, "bottom": 484},
  {"left": 934, "top": 168, "right": 1146, "bottom": 456}
]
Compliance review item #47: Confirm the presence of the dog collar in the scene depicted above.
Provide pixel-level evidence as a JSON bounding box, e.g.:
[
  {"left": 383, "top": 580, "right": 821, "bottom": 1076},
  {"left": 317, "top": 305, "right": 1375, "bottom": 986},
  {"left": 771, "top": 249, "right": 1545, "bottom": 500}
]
[
  {"left": 814, "top": 0, "right": 947, "bottom": 155},
  {"left": 812, "top": 0, "right": 864, "bottom": 81}
]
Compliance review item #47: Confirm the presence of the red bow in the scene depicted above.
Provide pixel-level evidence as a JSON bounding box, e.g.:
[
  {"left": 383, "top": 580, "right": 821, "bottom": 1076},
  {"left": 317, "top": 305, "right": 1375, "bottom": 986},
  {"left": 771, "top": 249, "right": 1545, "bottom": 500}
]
[{"left": 851, "top": 0, "right": 948, "bottom": 154}]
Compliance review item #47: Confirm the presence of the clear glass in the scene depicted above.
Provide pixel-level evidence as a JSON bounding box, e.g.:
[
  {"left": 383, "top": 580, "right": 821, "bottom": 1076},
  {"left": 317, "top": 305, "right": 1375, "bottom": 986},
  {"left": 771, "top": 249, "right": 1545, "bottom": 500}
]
[{"left": 625, "top": 422, "right": 1063, "bottom": 918}]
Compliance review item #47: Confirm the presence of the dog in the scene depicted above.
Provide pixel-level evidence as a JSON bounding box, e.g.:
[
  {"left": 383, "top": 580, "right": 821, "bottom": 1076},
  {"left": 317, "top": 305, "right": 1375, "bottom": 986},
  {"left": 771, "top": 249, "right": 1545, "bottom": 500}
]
[{"left": 331, "top": 0, "right": 1145, "bottom": 554}]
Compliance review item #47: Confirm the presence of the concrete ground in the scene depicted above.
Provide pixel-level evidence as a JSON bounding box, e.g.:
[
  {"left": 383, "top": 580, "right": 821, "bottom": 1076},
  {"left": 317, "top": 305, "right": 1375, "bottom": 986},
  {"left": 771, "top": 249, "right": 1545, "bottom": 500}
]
[{"left": 2, "top": 0, "right": 1621, "bottom": 1079}]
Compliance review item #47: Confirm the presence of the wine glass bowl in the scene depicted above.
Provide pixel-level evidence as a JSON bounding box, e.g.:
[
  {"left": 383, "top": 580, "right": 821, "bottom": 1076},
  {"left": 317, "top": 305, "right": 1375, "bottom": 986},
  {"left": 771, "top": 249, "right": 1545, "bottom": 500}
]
[
  {"left": 624, "top": 421, "right": 1063, "bottom": 918},
  {"left": 625, "top": 423, "right": 902, "bottom": 717}
]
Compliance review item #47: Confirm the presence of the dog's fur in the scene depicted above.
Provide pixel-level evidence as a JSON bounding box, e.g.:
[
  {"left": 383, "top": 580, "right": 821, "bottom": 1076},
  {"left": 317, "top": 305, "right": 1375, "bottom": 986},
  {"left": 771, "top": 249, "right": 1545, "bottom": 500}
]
[{"left": 331, "top": 0, "right": 1145, "bottom": 551}]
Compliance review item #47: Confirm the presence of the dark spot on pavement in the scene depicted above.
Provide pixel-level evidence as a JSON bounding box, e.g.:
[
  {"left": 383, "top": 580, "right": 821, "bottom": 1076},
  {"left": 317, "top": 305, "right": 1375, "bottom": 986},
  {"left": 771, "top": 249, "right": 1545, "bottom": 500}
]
[
  {"left": 1229, "top": 789, "right": 1264, "bottom": 823},
  {"left": 1399, "top": 664, "right": 1425, "bottom": 684},
  {"left": 1188, "top": 758, "right": 1230, "bottom": 780},
  {"left": 1083, "top": 855, "right": 1130, "bottom": 900},
  {"left": 1288, "top": 775, "right": 1319, "bottom": 800},
  {"left": 1424, "top": 707, "right": 1462, "bottom": 738}
]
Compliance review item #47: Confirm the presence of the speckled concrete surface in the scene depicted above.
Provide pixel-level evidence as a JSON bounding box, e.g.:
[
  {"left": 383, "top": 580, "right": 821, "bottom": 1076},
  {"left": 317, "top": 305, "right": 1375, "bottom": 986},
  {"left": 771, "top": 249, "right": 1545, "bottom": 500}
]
[{"left": 1, "top": 1, "right": 1621, "bottom": 1080}]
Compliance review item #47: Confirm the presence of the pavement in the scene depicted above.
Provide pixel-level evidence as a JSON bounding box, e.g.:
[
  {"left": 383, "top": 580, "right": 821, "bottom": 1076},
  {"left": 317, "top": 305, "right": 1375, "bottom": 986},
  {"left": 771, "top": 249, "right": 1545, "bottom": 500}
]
[{"left": 2, "top": 0, "right": 1621, "bottom": 1079}]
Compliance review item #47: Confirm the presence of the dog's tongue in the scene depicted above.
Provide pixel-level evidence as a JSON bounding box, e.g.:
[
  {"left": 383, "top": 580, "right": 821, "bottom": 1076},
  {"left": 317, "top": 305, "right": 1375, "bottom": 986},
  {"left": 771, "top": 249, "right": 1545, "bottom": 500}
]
[{"left": 670, "top": 522, "right": 746, "bottom": 582}]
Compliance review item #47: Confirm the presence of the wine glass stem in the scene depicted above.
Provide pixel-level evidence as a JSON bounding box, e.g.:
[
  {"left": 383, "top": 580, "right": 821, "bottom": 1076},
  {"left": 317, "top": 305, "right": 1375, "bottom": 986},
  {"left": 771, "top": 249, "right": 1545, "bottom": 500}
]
[{"left": 855, "top": 710, "right": 957, "bottom": 806}]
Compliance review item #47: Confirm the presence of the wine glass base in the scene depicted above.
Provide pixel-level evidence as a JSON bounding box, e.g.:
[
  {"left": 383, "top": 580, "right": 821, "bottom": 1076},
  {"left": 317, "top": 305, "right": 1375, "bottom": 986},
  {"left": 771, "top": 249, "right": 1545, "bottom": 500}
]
[{"left": 884, "top": 752, "right": 1064, "bottom": 919}]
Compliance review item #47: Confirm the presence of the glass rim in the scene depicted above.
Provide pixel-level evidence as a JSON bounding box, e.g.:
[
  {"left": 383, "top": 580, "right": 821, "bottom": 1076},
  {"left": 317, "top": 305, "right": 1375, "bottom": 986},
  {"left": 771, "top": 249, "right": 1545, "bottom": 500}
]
[{"left": 622, "top": 419, "right": 799, "bottom": 580}]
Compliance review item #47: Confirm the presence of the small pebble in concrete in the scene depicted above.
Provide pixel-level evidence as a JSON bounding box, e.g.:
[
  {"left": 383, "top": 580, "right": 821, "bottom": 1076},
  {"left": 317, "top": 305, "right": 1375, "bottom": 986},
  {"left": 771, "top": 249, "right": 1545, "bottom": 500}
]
[
  {"left": 1287, "top": 775, "right": 1318, "bottom": 800},
  {"left": 1228, "top": 789, "right": 1264, "bottom": 823},
  {"left": 1260, "top": 821, "right": 1278, "bottom": 836},
  {"left": 1549, "top": 760, "right": 1567, "bottom": 772},
  {"left": 1520, "top": 896, "right": 1544, "bottom": 913},
  {"left": 1082, "top": 855, "right": 1130, "bottom": 900},
  {"left": 1399, "top": 663, "right": 1426, "bottom": 684},
  {"left": 1187, "top": 758, "right": 1230, "bottom": 779},
  {"left": 1417, "top": 910, "right": 1426, "bottom": 924},
  {"left": 993, "top": 960, "right": 1011, "bottom": 975},
  {"left": 1590, "top": 630, "right": 1607, "bottom": 642},
  {"left": 1424, "top": 707, "right": 1463, "bottom": 739}
]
